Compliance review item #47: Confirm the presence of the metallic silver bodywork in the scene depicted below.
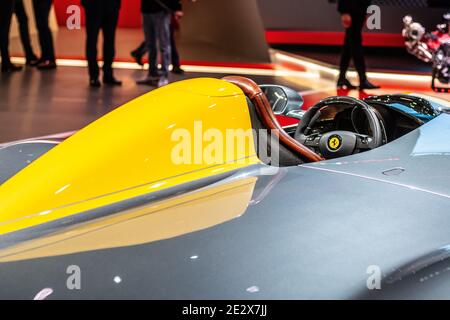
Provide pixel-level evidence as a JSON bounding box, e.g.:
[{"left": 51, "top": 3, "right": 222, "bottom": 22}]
[{"left": 1, "top": 103, "right": 450, "bottom": 299}]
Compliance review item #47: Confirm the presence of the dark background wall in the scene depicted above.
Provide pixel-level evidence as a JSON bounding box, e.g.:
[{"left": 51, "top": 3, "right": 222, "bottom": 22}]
[
  {"left": 257, "top": 0, "right": 449, "bottom": 33},
  {"left": 179, "top": 0, "right": 270, "bottom": 63},
  {"left": 54, "top": 0, "right": 449, "bottom": 34}
]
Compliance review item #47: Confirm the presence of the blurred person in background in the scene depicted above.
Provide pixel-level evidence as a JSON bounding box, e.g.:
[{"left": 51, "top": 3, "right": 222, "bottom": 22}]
[
  {"left": 81, "top": 0, "right": 122, "bottom": 87},
  {"left": 32, "top": 0, "right": 57, "bottom": 69},
  {"left": 337, "top": 0, "right": 380, "bottom": 90},
  {"left": 0, "top": 0, "right": 23, "bottom": 73},
  {"left": 14, "top": 0, "right": 39, "bottom": 66},
  {"left": 131, "top": 11, "right": 185, "bottom": 74},
  {"left": 137, "top": 0, "right": 183, "bottom": 87}
]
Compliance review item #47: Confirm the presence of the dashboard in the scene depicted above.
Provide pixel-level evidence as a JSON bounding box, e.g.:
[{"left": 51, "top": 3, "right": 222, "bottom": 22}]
[{"left": 286, "top": 103, "right": 424, "bottom": 144}]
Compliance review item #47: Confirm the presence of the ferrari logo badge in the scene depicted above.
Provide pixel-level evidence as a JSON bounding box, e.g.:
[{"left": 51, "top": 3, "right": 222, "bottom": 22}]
[{"left": 328, "top": 135, "right": 342, "bottom": 151}]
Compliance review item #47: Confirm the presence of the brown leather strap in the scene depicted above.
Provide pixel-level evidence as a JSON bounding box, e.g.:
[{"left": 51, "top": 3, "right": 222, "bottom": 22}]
[{"left": 223, "top": 76, "right": 323, "bottom": 163}]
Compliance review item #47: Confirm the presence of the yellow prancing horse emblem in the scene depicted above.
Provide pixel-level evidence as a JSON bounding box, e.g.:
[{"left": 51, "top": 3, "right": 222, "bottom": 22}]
[{"left": 328, "top": 135, "right": 341, "bottom": 150}]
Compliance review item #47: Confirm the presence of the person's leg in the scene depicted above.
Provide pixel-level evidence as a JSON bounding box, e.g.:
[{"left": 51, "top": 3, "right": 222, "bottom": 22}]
[
  {"left": 101, "top": 6, "right": 120, "bottom": 83},
  {"left": 137, "top": 14, "right": 160, "bottom": 85},
  {"left": 348, "top": 19, "right": 367, "bottom": 83},
  {"left": 338, "top": 28, "right": 351, "bottom": 81},
  {"left": 157, "top": 12, "right": 172, "bottom": 81},
  {"left": 337, "top": 27, "right": 356, "bottom": 88},
  {"left": 131, "top": 41, "right": 147, "bottom": 66},
  {"left": 85, "top": 8, "right": 101, "bottom": 82},
  {"left": 144, "top": 13, "right": 159, "bottom": 78},
  {"left": 170, "top": 22, "right": 181, "bottom": 69},
  {"left": 0, "top": 0, "right": 16, "bottom": 70},
  {"left": 348, "top": 18, "right": 379, "bottom": 89},
  {"left": 32, "top": 0, "right": 55, "bottom": 63},
  {"left": 14, "top": 0, "right": 37, "bottom": 63}
]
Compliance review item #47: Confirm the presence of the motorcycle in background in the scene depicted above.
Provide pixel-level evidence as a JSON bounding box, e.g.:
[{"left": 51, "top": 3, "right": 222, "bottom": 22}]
[{"left": 402, "top": 13, "right": 450, "bottom": 92}]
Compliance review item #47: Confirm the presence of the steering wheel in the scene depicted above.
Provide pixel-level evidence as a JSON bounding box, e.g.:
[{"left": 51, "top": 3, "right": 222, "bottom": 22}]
[{"left": 294, "top": 96, "right": 386, "bottom": 159}]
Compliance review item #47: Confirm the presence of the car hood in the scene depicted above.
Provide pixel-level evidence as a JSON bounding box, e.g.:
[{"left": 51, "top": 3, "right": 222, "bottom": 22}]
[{"left": 304, "top": 113, "right": 450, "bottom": 199}]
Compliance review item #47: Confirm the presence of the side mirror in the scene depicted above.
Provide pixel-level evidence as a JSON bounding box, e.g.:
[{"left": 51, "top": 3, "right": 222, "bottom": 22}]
[{"left": 260, "top": 85, "right": 305, "bottom": 120}]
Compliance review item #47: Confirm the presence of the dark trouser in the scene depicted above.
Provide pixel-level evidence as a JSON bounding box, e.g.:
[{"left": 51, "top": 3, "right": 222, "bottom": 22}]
[
  {"left": 0, "top": 0, "right": 15, "bottom": 67},
  {"left": 339, "top": 17, "right": 367, "bottom": 82},
  {"left": 143, "top": 12, "right": 172, "bottom": 77},
  {"left": 84, "top": 5, "right": 120, "bottom": 80},
  {"left": 14, "top": 0, "right": 36, "bottom": 60},
  {"left": 32, "top": 0, "right": 55, "bottom": 61},
  {"left": 134, "top": 22, "right": 181, "bottom": 68},
  {"left": 170, "top": 23, "right": 180, "bottom": 68}
]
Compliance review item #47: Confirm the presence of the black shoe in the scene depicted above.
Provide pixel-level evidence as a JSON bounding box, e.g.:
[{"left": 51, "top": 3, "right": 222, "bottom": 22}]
[
  {"left": 1, "top": 63, "right": 23, "bottom": 73},
  {"left": 136, "top": 75, "right": 159, "bottom": 86},
  {"left": 171, "top": 66, "right": 185, "bottom": 75},
  {"left": 359, "top": 80, "right": 380, "bottom": 90},
  {"left": 89, "top": 79, "right": 101, "bottom": 88},
  {"left": 37, "top": 60, "right": 57, "bottom": 70},
  {"left": 337, "top": 78, "right": 357, "bottom": 89},
  {"left": 103, "top": 76, "right": 122, "bottom": 86},
  {"left": 131, "top": 50, "right": 144, "bottom": 66}
]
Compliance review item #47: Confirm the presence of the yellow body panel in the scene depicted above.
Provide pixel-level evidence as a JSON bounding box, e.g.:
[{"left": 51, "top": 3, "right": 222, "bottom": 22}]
[
  {"left": 0, "top": 177, "right": 256, "bottom": 262},
  {"left": 0, "top": 78, "right": 259, "bottom": 235}
]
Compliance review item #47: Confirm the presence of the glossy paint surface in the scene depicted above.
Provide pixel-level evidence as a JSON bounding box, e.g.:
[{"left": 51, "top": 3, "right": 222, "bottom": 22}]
[
  {"left": 1, "top": 113, "right": 450, "bottom": 298},
  {"left": 0, "top": 176, "right": 257, "bottom": 263},
  {"left": 0, "top": 78, "right": 259, "bottom": 236}
]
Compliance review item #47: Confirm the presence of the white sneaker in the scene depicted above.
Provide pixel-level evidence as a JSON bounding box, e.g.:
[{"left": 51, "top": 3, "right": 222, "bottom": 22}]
[{"left": 158, "top": 77, "right": 169, "bottom": 87}]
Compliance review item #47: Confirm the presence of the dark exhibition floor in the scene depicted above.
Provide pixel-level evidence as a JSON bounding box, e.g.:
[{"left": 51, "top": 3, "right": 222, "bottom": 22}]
[
  {"left": 274, "top": 45, "right": 433, "bottom": 74},
  {"left": 0, "top": 64, "right": 310, "bottom": 143}
]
